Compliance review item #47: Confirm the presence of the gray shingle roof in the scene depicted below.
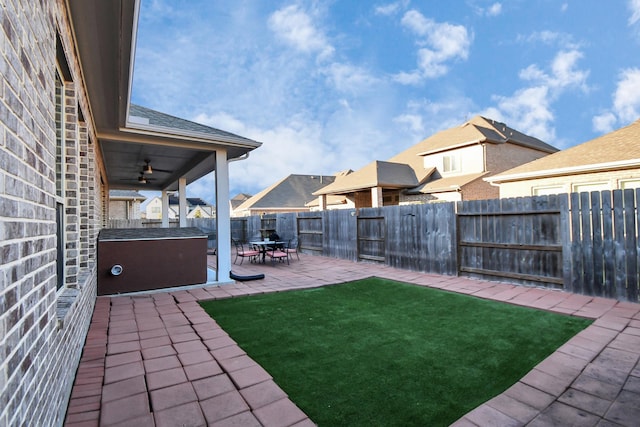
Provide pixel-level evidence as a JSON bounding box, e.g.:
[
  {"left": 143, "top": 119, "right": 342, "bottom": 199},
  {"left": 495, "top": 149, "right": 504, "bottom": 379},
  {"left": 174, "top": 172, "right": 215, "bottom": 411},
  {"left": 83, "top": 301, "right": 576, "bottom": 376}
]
[
  {"left": 109, "top": 190, "right": 147, "bottom": 200},
  {"left": 129, "top": 104, "right": 257, "bottom": 143},
  {"left": 167, "top": 196, "right": 210, "bottom": 206},
  {"left": 236, "top": 174, "right": 336, "bottom": 210}
]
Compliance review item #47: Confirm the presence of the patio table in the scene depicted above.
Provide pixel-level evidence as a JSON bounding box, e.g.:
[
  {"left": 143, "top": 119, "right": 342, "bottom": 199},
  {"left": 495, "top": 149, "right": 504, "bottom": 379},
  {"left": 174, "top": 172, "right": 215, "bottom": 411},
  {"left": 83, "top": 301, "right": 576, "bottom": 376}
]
[{"left": 249, "top": 240, "right": 285, "bottom": 263}]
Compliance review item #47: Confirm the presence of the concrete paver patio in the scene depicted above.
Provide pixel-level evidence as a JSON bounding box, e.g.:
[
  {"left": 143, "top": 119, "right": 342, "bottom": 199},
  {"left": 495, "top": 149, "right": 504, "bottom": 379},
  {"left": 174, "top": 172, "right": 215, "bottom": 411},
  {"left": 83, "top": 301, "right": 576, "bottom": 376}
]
[{"left": 65, "top": 253, "right": 640, "bottom": 426}]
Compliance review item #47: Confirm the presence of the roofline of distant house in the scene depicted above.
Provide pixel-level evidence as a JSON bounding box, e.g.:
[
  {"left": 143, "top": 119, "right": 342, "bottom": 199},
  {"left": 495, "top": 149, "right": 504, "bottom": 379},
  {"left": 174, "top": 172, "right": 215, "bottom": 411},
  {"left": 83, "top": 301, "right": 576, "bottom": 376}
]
[{"left": 486, "top": 158, "right": 640, "bottom": 184}]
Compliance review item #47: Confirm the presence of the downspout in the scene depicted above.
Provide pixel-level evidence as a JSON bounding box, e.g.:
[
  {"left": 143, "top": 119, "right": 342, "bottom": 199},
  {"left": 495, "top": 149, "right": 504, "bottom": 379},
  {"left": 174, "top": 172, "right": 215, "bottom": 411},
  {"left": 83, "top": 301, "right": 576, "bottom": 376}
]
[
  {"left": 482, "top": 143, "right": 487, "bottom": 172},
  {"left": 228, "top": 152, "right": 250, "bottom": 163}
]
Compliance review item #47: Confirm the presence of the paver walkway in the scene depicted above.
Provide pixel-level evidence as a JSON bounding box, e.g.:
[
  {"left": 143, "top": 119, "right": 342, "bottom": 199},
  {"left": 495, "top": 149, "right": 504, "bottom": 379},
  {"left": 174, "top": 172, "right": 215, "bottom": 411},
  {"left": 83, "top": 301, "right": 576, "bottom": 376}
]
[{"left": 64, "top": 253, "right": 640, "bottom": 426}]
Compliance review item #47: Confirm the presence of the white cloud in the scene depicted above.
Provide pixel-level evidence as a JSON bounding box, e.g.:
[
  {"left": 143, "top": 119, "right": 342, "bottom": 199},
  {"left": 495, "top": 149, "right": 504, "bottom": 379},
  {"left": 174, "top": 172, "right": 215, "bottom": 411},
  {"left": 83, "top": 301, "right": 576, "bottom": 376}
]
[
  {"left": 394, "top": 96, "right": 476, "bottom": 142},
  {"left": 592, "top": 112, "right": 617, "bottom": 133},
  {"left": 483, "top": 49, "right": 590, "bottom": 143},
  {"left": 321, "top": 63, "right": 380, "bottom": 94},
  {"left": 394, "top": 10, "right": 471, "bottom": 82},
  {"left": 630, "top": 0, "right": 640, "bottom": 25},
  {"left": 394, "top": 114, "right": 424, "bottom": 134},
  {"left": 519, "top": 30, "right": 581, "bottom": 50},
  {"left": 550, "top": 50, "right": 589, "bottom": 90},
  {"left": 613, "top": 68, "right": 640, "bottom": 122},
  {"left": 472, "top": 2, "right": 502, "bottom": 17},
  {"left": 486, "top": 86, "right": 555, "bottom": 142},
  {"left": 268, "top": 4, "right": 334, "bottom": 61},
  {"left": 593, "top": 68, "right": 640, "bottom": 132},
  {"left": 515, "top": 51, "right": 589, "bottom": 92},
  {"left": 487, "top": 3, "right": 503, "bottom": 16},
  {"left": 190, "top": 112, "right": 332, "bottom": 196},
  {"left": 393, "top": 71, "right": 423, "bottom": 85},
  {"left": 374, "top": 0, "right": 409, "bottom": 16}
]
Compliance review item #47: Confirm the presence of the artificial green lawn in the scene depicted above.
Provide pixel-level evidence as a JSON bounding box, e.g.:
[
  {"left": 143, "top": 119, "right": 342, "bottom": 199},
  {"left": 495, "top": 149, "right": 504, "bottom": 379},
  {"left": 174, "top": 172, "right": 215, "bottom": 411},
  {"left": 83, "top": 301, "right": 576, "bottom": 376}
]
[{"left": 200, "top": 278, "right": 592, "bottom": 426}]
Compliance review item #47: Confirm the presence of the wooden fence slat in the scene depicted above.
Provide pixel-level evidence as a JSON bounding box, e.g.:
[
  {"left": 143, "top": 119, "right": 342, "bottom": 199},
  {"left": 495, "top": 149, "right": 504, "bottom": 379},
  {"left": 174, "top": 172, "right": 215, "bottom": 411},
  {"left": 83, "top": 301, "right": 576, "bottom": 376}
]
[
  {"left": 590, "top": 191, "right": 604, "bottom": 296},
  {"left": 600, "top": 191, "right": 615, "bottom": 299},
  {"left": 613, "top": 190, "right": 627, "bottom": 299},
  {"left": 623, "top": 189, "right": 638, "bottom": 302},
  {"left": 570, "top": 192, "right": 583, "bottom": 294},
  {"left": 580, "top": 192, "right": 594, "bottom": 295},
  {"left": 635, "top": 188, "right": 640, "bottom": 303}
]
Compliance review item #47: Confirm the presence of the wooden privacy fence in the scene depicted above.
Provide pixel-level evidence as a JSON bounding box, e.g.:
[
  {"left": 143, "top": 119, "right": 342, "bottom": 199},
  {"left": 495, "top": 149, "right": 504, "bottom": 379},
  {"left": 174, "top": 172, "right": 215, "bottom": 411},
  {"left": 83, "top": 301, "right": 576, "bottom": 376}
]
[
  {"left": 110, "top": 190, "right": 640, "bottom": 302},
  {"left": 240, "top": 205, "right": 458, "bottom": 276},
  {"left": 567, "top": 190, "right": 640, "bottom": 302},
  {"left": 456, "top": 195, "right": 566, "bottom": 288}
]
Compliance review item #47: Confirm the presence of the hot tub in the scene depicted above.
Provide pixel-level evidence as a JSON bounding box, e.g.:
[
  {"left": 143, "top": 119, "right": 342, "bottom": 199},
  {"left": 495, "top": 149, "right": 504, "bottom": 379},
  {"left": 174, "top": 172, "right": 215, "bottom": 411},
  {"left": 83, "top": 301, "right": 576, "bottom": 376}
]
[{"left": 97, "top": 227, "right": 207, "bottom": 295}]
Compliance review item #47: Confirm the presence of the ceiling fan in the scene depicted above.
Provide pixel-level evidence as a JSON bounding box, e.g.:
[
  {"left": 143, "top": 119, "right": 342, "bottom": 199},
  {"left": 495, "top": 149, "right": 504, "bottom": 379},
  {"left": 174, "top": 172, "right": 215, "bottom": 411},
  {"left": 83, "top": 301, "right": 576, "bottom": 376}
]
[
  {"left": 141, "top": 159, "right": 173, "bottom": 175},
  {"left": 118, "top": 172, "right": 156, "bottom": 185}
]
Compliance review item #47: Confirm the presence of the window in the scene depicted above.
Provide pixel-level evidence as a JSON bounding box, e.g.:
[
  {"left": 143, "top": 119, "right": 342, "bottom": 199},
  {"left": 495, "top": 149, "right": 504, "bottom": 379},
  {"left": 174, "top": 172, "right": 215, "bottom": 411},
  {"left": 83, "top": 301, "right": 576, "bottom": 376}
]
[
  {"left": 572, "top": 182, "right": 609, "bottom": 193},
  {"left": 532, "top": 186, "right": 564, "bottom": 196},
  {"left": 443, "top": 155, "right": 460, "bottom": 173},
  {"left": 620, "top": 179, "right": 640, "bottom": 190},
  {"left": 55, "top": 70, "right": 65, "bottom": 290}
]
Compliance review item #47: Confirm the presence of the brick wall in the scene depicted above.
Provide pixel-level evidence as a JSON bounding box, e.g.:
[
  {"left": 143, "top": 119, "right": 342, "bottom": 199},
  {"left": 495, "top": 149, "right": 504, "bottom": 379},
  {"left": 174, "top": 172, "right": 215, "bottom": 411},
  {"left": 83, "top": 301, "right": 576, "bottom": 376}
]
[
  {"left": 109, "top": 199, "right": 144, "bottom": 219},
  {"left": 0, "top": 1, "right": 104, "bottom": 426},
  {"left": 485, "top": 142, "right": 555, "bottom": 175},
  {"left": 109, "top": 200, "right": 128, "bottom": 219}
]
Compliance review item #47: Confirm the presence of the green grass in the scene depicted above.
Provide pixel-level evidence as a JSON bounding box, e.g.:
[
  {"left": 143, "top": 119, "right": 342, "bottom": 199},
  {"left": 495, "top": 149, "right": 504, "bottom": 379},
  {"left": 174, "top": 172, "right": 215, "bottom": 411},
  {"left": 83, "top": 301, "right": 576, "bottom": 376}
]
[{"left": 200, "top": 278, "right": 591, "bottom": 426}]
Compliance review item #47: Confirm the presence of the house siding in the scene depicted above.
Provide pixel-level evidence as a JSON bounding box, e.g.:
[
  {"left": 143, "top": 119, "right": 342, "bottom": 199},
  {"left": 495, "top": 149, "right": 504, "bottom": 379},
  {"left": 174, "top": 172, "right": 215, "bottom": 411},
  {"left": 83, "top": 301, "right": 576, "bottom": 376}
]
[
  {"left": 399, "top": 142, "right": 551, "bottom": 204},
  {"left": 1, "top": 2, "right": 104, "bottom": 426},
  {"left": 497, "top": 168, "right": 640, "bottom": 198},
  {"left": 422, "top": 145, "right": 484, "bottom": 175}
]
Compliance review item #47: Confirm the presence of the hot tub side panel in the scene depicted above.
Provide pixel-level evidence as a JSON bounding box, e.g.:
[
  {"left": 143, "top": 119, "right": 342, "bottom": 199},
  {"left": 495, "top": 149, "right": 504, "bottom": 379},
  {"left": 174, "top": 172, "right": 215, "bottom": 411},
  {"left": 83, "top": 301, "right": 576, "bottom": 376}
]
[{"left": 98, "top": 238, "right": 207, "bottom": 295}]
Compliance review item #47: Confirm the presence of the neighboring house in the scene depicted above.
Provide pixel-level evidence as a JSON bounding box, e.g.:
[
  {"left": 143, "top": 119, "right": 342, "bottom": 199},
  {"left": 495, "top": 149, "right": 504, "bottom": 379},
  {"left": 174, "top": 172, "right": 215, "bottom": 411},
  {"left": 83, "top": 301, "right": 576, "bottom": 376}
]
[
  {"left": 187, "top": 204, "right": 215, "bottom": 218},
  {"left": 232, "top": 174, "right": 337, "bottom": 217},
  {"left": 0, "top": 2, "right": 260, "bottom": 426},
  {"left": 314, "top": 116, "right": 559, "bottom": 208},
  {"left": 169, "top": 196, "right": 214, "bottom": 218},
  {"left": 108, "top": 190, "right": 147, "bottom": 219},
  {"left": 145, "top": 195, "right": 214, "bottom": 219},
  {"left": 486, "top": 118, "right": 640, "bottom": 197},
  {"left": 144, "top": 196, "right": 174, "bottom": 219}
]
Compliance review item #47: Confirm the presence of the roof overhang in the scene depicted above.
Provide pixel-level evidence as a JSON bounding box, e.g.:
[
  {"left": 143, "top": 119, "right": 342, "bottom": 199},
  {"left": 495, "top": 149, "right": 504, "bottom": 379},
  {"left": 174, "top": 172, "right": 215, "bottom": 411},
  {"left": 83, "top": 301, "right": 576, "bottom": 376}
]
[{"left": 67, "top": 0, "right": 260, "bottom": 191}]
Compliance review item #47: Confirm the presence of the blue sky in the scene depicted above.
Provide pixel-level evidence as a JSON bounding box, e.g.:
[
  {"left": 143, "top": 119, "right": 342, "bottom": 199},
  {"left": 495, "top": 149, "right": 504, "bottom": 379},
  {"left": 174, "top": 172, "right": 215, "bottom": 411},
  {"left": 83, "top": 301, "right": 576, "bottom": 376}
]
[{"left": 131, "top": 0, "right": 640, "bottom": 203}]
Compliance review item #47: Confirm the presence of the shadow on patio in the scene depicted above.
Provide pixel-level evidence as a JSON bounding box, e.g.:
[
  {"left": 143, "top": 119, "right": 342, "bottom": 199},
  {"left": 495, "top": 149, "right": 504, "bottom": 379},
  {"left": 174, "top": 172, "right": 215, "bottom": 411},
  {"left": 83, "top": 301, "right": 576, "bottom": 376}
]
[{"left": 65, "top": 252, "right": 640, "bottom": 426}]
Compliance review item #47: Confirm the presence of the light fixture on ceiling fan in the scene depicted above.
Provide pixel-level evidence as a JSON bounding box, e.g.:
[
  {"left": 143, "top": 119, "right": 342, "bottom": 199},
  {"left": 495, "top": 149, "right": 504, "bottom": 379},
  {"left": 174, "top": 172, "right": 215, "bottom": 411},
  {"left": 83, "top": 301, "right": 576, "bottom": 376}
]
[
  {"left": 142, "top": 159, "right": 153, "bottom": 174},
  {"left": 138, "top": 173, "right": 147, "bottom": 184},
  {"left": 141, "top": 159, "right": 173, "bottom": 175}
]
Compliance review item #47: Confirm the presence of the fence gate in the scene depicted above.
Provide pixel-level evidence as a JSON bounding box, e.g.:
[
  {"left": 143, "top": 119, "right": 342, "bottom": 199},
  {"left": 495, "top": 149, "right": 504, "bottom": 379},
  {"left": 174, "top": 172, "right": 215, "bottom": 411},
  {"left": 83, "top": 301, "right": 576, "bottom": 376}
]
[
  {"left": 297, "top": 216, "right": 323, "bottom": 253},
  {"left": 357, "top": 216, "right": 386, "bottom": 262},
  {"left": 457, "top": 197, "right": 565, "bottom": 287}
]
